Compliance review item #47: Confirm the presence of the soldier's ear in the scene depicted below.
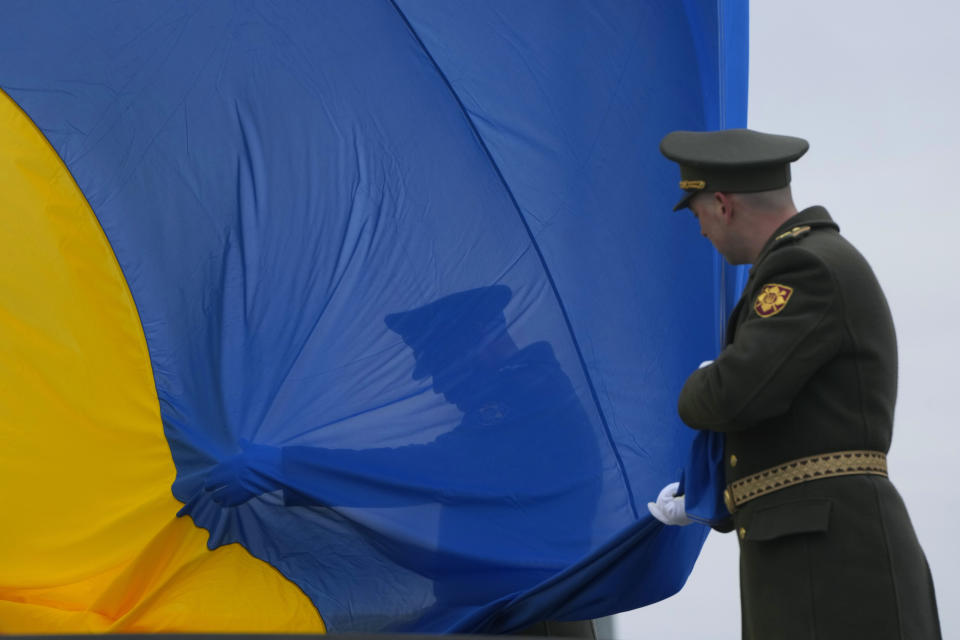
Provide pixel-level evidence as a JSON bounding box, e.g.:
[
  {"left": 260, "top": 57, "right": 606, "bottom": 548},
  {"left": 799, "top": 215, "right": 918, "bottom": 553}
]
[{"left": 715, "top": 192, "right": 734, "bottom": 223}]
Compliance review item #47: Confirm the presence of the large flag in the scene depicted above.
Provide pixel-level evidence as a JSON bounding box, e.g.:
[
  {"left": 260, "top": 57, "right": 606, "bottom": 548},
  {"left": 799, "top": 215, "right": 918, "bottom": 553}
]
[{"left": 0, "top": 1, "right": 747, "bottom": 633}]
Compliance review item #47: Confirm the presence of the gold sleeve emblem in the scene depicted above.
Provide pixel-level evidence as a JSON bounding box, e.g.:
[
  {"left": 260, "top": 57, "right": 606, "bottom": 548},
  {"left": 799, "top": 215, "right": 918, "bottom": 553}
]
[{"left": 754, "top": 283, "right": 794, "bottom": 317}]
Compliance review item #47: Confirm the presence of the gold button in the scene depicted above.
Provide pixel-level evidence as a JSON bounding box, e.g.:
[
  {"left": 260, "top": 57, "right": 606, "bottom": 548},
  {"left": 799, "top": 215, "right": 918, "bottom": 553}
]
[
  {"left": 729, "top": 454, "right": 738, "bottom": 467},
  {"left": 739, "top": 527, "right": 747, "bottom": 540}
]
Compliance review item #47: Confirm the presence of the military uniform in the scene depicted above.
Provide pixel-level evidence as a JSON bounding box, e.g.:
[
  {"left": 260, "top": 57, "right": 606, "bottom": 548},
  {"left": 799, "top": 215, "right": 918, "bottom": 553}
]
[{"left": 660, "top": 130, "right": 941, "bottom": 639}]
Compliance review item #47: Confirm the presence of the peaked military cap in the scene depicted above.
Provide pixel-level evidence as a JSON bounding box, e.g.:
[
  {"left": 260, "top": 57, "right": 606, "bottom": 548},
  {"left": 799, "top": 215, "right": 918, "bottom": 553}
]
[
  {"left": 385, "top": 285, "right": 511, "bottom": 380},
  {"left": 660, "top": 128, "right": 809, "bottom": 211}
]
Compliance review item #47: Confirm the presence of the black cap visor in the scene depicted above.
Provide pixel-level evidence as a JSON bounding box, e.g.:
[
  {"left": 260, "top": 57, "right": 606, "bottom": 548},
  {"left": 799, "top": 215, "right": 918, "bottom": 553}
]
[{"left": 673, "top": 190, "right": 698, "bottom": 211}]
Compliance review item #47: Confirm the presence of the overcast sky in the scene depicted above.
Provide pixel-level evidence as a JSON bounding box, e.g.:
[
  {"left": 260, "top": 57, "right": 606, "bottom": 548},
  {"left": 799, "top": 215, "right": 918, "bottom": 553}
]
[{"left": 614, "top": 1, "right": 960, "bottom": 637}]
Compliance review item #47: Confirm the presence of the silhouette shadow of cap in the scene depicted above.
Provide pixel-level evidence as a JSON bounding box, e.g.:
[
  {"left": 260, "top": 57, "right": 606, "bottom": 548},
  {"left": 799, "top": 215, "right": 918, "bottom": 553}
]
[{"left": 385, "top": 285, "right": 512, "bottom": 380}]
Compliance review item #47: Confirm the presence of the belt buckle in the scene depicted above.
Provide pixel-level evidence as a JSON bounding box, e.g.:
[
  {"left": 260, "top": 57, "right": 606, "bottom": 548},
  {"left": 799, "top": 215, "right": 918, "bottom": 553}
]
[{"left": 723, "top": 487, "right": 736, "bottom": 514}]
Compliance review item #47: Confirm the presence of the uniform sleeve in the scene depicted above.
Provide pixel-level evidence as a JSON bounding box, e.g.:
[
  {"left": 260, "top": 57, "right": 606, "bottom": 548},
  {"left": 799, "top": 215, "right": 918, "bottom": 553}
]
[{"left": 678, "top": 246, "right": 843, "bottom": 431}]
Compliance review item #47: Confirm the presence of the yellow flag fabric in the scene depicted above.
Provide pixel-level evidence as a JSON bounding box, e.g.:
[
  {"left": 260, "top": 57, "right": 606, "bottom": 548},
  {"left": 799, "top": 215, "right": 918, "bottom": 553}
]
[{"left": 0, "top": 89, "right": 325, "bottom": 633}]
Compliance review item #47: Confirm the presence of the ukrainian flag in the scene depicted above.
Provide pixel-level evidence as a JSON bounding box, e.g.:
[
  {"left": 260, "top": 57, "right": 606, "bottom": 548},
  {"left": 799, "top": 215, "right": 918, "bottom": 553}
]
[{"left": 0, "top": 1, "right": 746, "bottom": 632}]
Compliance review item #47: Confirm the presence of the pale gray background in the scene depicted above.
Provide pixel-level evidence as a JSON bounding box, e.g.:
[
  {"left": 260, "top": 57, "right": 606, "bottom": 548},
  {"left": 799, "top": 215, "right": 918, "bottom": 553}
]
[{"left": 612, "top": 1, "right": 959, "bottom": 637}]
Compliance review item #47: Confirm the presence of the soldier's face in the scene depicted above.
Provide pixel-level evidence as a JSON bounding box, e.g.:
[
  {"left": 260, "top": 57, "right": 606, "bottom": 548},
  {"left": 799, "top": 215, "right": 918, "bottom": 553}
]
[
  {"left": 689, "top": 192, "right": 749, "bottom": 264},
  {"left": 690, "top": 194, "right": 727, "bottom": 251}
]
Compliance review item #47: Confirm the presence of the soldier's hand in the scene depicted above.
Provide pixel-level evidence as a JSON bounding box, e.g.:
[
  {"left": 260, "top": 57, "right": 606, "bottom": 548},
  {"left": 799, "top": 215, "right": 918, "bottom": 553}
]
[{"left": 647, "top": 481, "right": 693, "bottom": 526}]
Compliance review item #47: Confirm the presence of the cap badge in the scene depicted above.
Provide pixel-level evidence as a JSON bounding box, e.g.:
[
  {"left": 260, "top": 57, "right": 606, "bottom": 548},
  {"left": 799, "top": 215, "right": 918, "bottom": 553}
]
[
  {"left": 678, "top": 180, "right": 706, "bottom": 190},
  {"left": 754, "top": 283, "right": 794, "bottom": 318}
]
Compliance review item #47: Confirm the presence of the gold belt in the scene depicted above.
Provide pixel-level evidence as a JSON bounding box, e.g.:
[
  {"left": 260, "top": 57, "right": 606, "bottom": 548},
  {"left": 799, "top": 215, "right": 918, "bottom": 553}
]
[{"left": 723, "top": 450, "right": 887, "bottom": 513}]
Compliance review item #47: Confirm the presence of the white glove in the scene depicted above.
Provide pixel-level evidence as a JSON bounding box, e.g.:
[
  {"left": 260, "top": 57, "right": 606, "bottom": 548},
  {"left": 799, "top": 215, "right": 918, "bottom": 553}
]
[
  {"left": 698, "top": 360, "right": 714, "bottom": 369},
  {"left": 647, "top": 481, "right": 693, "bottom": 526}
]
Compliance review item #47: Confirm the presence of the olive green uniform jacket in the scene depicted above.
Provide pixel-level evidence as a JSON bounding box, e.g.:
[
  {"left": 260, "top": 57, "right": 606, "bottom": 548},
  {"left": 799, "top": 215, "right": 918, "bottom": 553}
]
[{"left": 678, "top": 207, "right": 940, "bottom": 640}]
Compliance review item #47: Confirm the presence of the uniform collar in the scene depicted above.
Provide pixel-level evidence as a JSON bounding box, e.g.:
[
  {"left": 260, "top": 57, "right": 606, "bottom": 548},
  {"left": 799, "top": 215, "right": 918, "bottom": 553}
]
[{"left": 750, "top": 206, "right": 839, "bottom": 272}]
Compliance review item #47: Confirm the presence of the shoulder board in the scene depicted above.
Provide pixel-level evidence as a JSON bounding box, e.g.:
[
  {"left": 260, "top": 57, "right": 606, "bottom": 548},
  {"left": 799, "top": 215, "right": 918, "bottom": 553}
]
[{"left": 774, "top": 225, "right": 812, "bottom": 242}]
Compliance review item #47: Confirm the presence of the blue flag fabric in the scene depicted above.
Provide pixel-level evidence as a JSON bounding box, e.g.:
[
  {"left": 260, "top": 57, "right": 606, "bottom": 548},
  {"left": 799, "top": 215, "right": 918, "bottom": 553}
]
[{"left": 0, "top": 0, "right": 747, "bottom": 632}]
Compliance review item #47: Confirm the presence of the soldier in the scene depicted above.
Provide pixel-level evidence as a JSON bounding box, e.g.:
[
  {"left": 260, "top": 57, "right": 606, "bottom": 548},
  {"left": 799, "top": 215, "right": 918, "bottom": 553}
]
[{"left": 650, "top": 129, "right": 940, "bottom": 639}]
